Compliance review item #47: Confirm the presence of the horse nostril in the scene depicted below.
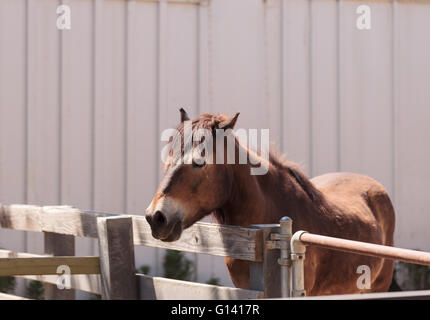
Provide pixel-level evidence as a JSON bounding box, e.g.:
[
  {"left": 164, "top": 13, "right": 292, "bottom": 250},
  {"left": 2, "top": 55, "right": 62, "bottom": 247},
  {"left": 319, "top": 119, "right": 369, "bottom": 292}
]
[
  {"left": 145, "top": 214, "right": 152, "bottom": 226},
  {"left": 153, "top": 210, "right": 167, "bottom": 228}
]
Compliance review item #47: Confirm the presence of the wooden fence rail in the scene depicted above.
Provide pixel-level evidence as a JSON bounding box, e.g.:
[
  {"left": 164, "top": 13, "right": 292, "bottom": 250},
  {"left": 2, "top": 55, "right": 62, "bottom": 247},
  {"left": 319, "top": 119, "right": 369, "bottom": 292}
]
[
  {"left": 138, "top": 274, "right": 262, "bottom": 300},
  {"left": 0, "top": 204, "right": 262, "bottom": 261},
  {"left": 0, "top": 248, "right": 102, "bottom": 295},
  {"left": 0, "top": 256, "right": 99, "bottom": 276},
  {"left": 0, "top": 203, "right": 264, "bottom": 300}
]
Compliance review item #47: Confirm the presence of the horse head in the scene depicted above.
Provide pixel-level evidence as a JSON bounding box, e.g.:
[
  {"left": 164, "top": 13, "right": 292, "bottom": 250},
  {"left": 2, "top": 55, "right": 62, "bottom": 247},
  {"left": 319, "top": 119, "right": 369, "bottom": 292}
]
[{"left": 145, "top": 109, "right": 240, "bottom": 242}]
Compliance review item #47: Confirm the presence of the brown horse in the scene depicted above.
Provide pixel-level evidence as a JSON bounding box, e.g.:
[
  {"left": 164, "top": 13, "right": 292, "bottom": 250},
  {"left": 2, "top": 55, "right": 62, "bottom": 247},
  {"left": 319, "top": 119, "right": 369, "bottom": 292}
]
[{"left": 145, "top": 110, "right": 395, "bottom": 296}]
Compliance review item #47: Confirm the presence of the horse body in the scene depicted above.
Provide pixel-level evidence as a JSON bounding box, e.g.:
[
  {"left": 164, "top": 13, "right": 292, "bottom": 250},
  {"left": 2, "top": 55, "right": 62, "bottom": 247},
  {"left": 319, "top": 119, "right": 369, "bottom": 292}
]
[
  {"left": 146, "top": 111, "right": 395, "bottom": 296},
  {"left": 308, "top": 173, "right": 395, "bottom": 295},
  {"left": 221, "top": 168, "right": 395, "bottom": 296}
]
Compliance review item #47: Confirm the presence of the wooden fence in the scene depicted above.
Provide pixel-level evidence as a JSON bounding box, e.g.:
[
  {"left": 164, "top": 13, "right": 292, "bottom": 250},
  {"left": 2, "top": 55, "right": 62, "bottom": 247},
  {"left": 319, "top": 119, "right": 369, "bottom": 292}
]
[
  {"left": 2, "top": 203, "right": 430, "bottom": 300},
  {"left": 0, "top": 204, "right": 268, "bottom": 299}
]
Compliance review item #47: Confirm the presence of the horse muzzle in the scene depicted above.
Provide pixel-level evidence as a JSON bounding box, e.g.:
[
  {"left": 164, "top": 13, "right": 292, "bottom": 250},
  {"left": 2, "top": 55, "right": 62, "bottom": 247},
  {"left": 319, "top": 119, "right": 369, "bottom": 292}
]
[{"left": 145, "top": 209, "right": 183, "bottom": 242}]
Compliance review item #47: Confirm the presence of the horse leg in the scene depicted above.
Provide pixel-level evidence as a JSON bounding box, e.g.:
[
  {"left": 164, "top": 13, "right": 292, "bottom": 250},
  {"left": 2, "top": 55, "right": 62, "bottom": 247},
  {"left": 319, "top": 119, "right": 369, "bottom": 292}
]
[
  {"left": 371, "top": 259, "right": 395, "bottom": 292},
  {"left": 366, "top": 185, "right": 395, "bottom": 292},
  {"left": 225, "top": 257, "right": 250, "bottom": 289}
]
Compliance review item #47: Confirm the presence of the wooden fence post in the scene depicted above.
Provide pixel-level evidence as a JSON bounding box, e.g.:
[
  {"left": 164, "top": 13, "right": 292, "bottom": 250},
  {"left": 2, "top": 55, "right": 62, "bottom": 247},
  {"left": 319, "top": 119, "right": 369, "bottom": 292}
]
[
  {"left": 97, "top": 216, "right": 138, "bottom": 300},
  {"left": 44, "top": 232, "right": 76, "bottom": 300},
  {"left": 249, "top": 224, "right": 281, "bottom": 298}
]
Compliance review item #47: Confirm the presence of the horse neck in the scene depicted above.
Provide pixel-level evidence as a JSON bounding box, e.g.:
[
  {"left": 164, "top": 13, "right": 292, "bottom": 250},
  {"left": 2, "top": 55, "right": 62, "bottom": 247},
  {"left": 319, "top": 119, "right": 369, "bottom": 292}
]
[{"left": 216, "top": 144, "right": 327, "bottom": 229}]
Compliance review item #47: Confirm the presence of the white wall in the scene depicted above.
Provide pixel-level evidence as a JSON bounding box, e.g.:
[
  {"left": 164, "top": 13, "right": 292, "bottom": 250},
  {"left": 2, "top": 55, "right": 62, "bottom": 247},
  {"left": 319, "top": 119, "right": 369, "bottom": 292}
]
[{"left": 0, "top": 0, "right": 430, "bottom": 288}]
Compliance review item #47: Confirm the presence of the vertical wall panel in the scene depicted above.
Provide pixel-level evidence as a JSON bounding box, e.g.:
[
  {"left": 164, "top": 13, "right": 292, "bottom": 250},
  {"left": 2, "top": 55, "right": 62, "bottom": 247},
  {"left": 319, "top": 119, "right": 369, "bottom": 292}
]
[
  {"left": 264, "top": 0, "right": 282, "bottom": 145},
  {"left": 311, "top": 0, "right": 339, "bottom": 176},
  {"left": 339, "top": 1, "right": 393, "bottom": 195},
  {"left": 155, "top": 0, "right": 199, "bottom": 276},
  {"left": 0, "top": 0, "right": 27, "bottom": 252},
  {"left": 163, "top": 3, "right": 198, "bottom": 126},
  {"left": 210, "top": 0, "right": 266, "bottom": 132},
  {"left": 126, "top": 0, "right": 160, "bottom": 275},
  {"left": 60, "top": 0, "right": 95, "bottom": 258},
  {"left": 94, "top": 0, "right": 126, "bottom": 213},
  {"left": 197, "top": 1, "right": 210, "bottom": 114},
  {"left": 61, "top": 0, "right": 93, "bottom": 211},
  {"left": 281, "top": 0, "right": 311, "bottom": 173},
  {"left": 394, "top": 3, "right": 430, "bottom": 250},
  {"left": 127, "top": 1, "right": 158, "bottom": 214},
  {"left": 26, "top": 0, "right": 61, "bottom": 254}
]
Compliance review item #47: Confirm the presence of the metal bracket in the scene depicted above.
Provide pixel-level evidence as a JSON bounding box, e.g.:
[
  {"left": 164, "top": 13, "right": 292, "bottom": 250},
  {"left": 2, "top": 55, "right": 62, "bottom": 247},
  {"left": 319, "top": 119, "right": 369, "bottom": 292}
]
[
  {"left": 291, "top": 231, "right": 307, "bottom": 298},
  {"left": 291, "top": 253, "right": 305, "bottom": 261},
  {"left": 266, "top": 232, "right": 290, "bottom": 250},
  {"left": 293, "top": 289, "right": 307, "bottom": 297},
  {"left": 277, "top": 257, "right": 291, "bottom": 267},
  {"left": 267, "top": 232, "right": 292, "bottom": 266}
]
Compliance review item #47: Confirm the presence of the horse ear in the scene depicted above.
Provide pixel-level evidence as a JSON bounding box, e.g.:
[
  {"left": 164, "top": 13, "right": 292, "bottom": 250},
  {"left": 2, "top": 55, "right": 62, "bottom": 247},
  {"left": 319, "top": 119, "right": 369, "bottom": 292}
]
[
  {"left": 219, "top": 112, "right": 240, "bottom": 130},
  {"left": 179, "top": 108, "right": 190, "bottom": 122}
]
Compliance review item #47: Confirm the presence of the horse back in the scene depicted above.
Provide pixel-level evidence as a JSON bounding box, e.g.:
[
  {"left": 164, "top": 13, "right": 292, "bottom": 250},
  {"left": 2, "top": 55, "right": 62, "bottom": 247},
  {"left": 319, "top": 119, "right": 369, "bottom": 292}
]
[{"left": 311, "top": 172, "right": 395, "bottom": 246}]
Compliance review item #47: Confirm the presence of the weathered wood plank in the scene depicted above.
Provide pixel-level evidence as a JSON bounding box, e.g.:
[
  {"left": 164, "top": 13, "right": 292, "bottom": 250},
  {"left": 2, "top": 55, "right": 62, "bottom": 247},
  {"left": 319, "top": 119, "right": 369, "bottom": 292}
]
[
  {"left": 292, "top": 290, "right": 430, "bottom": 300},
  {"left": 0, "top": 204, "right": 115, "bottom": 237},
  {"left": 138, "top": 274, "right": 263, "bottom": 300},
  {"left": 0, "top": 256, "right": 100, "bottom": 276},
  {"left": 97, "top": 216, "right": 138, "bottom": 300},
  {"left": 0, "top": 250, "right": 101, "bottom": 295},
  {"left": 0, "top": 204, "right": 43, "bottom": 232},
  {"left": 40, "top": 206, "right": 114, "bottom": 238},
  {"left": 44, "top": 230, "right": 76, "bottom": 299},
  {"left": 0, "top": 249, "right": 101, "bottom": 295},
  {"left": 22, "top": 274, "right": 102, "bottom": 296},
  {"left": 0, "top": 204, "right": 262, "bottom": 261},
  {"left": 0, "top": 293, "right": 30, "bottom": 300},
  {"left": 132, "top": 216, "right": 263, "bottom": 262}
]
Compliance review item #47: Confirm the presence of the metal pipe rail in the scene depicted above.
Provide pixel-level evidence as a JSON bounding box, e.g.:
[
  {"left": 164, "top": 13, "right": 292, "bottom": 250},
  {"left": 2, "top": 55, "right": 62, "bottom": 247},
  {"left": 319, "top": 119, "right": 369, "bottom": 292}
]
[
  {"left": 288, "top": 229, "right": 430, "bottom": 297},
  {"left": 296, "top": 231, "right": 430, "bottom": 267}
]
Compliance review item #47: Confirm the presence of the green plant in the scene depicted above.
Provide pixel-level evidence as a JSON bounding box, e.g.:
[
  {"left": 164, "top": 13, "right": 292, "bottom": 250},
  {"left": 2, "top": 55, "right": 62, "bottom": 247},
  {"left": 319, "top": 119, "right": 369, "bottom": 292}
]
[
  {"left": 395, "top": 258, "right": 430, "bottom": 291},
  {"left": 0, "top": 276, "right": 16, "bottom": 293},
  {"left": 26, "top": 280, "right": 44, "bottom": 300},
  {"left": 88, "top": 293, "right": 101, "bottom": 300},
  {"left": 400, "top": 262, "right": 430, "bottom": 290},
  {"left": 206, "top": 277, "right": 220, "bottom": 286},
  {"left": 136, "top": 264, "right": 151, "bottom": 275},
  {"left": 163, "top": 250, "right": 194, "bottom": 281}
]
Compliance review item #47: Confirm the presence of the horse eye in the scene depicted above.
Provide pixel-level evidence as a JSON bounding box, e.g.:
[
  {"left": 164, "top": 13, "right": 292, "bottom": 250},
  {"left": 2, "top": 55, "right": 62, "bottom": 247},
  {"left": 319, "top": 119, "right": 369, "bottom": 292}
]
[{"left": 192, "top": 160, "right": 206, "bottom": 168}]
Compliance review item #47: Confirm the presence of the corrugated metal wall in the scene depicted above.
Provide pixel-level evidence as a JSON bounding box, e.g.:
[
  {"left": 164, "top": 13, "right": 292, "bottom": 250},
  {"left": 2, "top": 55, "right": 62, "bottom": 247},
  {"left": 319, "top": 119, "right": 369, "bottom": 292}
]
[{"left": 0, "top": 0, "right": 429, "bottom": 288}]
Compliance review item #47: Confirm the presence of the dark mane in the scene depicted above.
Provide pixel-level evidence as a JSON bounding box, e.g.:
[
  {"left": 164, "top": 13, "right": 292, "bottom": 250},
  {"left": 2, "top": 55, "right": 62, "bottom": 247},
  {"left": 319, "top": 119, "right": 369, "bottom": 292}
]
[
  {"left": 171, "top": 113, "right": 229, "bottom": 156},
  {"left": 175, "top": 113, "right": 229, "bottom": 135},
  {"left": 268, "top": 151, "right": 328, "bottom": 212},
  {"left": 163, "top": 113, "right": 227, "bottom": 168}
]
